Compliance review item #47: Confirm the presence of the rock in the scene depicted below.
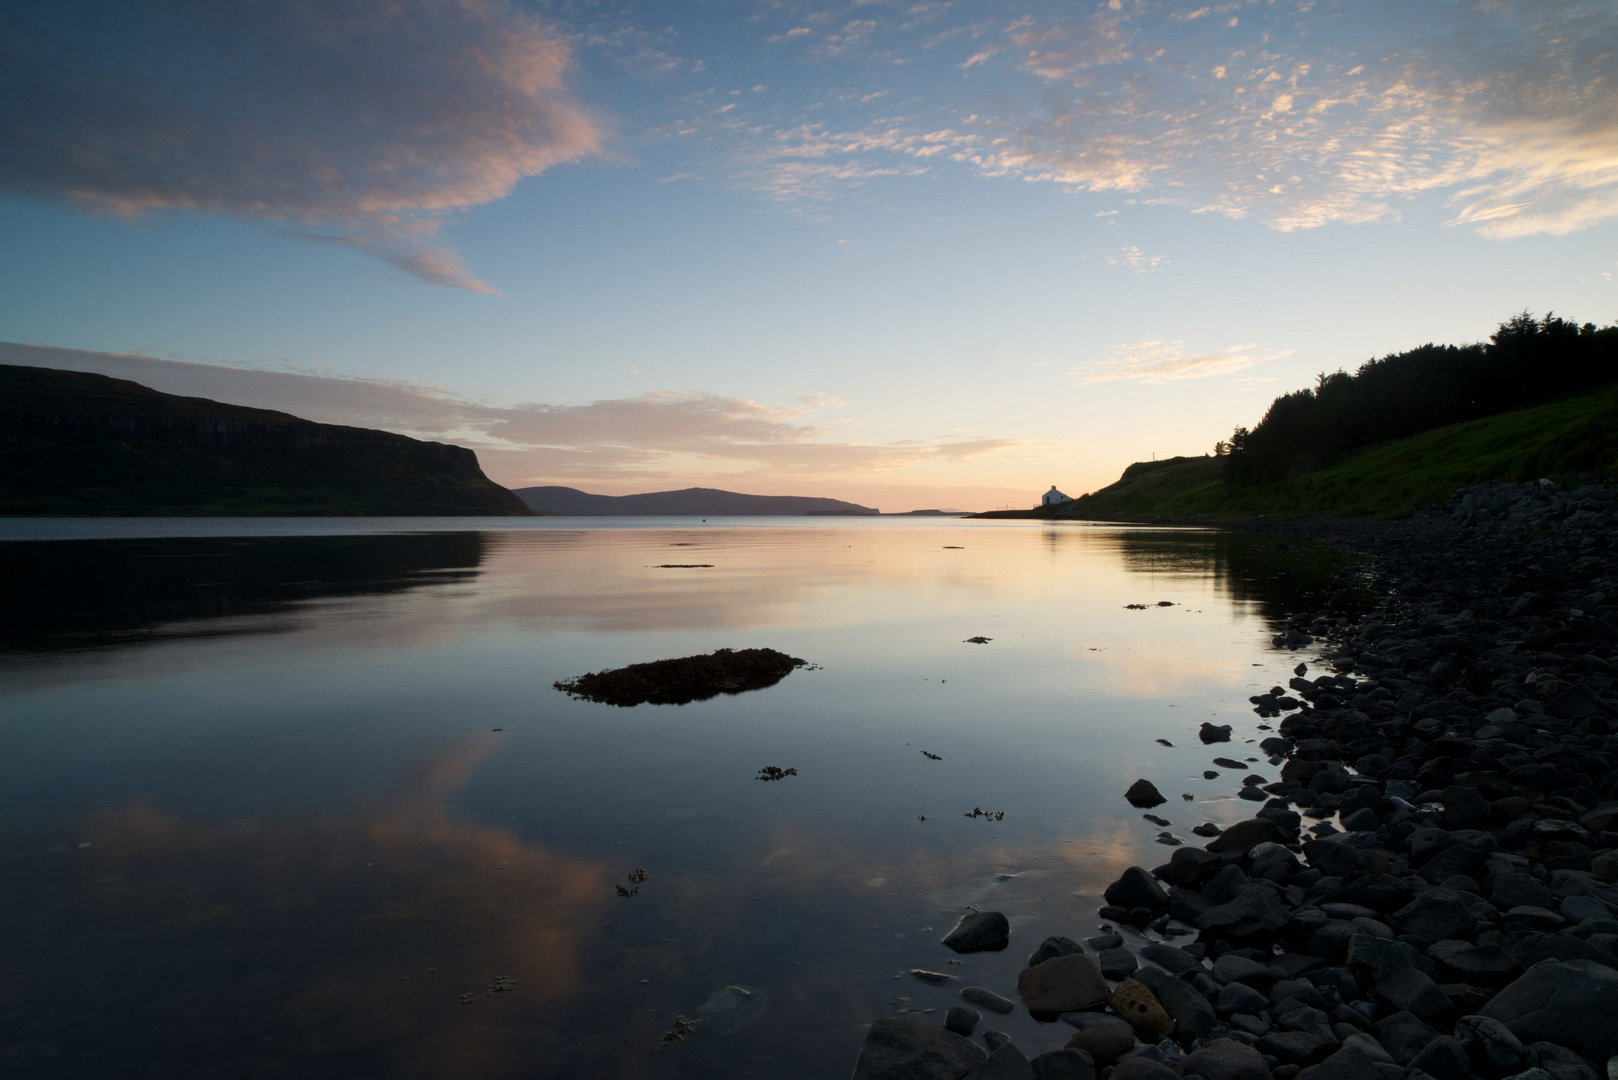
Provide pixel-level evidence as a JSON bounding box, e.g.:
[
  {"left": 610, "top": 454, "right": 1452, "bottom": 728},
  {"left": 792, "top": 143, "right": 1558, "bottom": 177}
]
[
  {"left": 1342, "top": 874, "right": 1415, "bottom": 914},
  {"left": 1027, "top": 937, "right": 1085, "bottom": 968},
  {"left": 1065, "top": 1020, "right": 1135, "bottom": 1067},
  {"left": 1109, "top": 1057, "right": 1180, "bottom": 1080},
  {"left": 1016, "top": 953, "right": 1110, "bottom": 1015},
  {"left": 962, "top": 1042, "right": 1036, "bottom": 1080},
  {"left": 1479, "top": 959, "right": 1618, "bottom": 1061},
  {"left": 961, "top": 987, "right": 1016, "bottom": 1015},
  {"left": 1169, "top": 846, "right": 1224, "bottom": 887},
  {"left": 695, "top": 983, "right": 770, "bottom": 1034},
  {"left": 1154, "top": 972, "right": 1217, "bottom": 1043},
  {"left": 1297, "top": 1042, "right": 1403, "bottom": 1080},
  {"left": 1217, "top": 981, "right": 1270, "bottom": 1017},
  {"left": 1127, "top": 780, "right": 1168, "bottom": 808},
  {"left": 944, "top": 911, "right": 1011, "bottom": 953},
  {"left": 1373, "top": 1010, "right": 1441, "bottom": 1065},
  {"left": 1504, "top": 905, "right": 1567, "bottom": 931},
  {"left": 1454, "top": 1014, "right": 1526, "bottom": 1074},
  {"left": 1098, "top": 947, "right": 1139, "bottom": 979},
  {"left": 1199, "top": 886, "right": 1294, "bottom": 939},
  {"left": 1373, "top": 967, "right": 1456, "bottom": 1026},
  {"left": 1257, "top": 1027, "right": 1339, "bottom": 1066},
  {"left": 1528, "top": 1042, "right": 1601, "bottom": 1080},
  {"left": 914, "top": 970, "right": 956, "bottom": 985},
  {"left": 946, "top": 1005, "right": 981, "bottom": 1037},
  {"left": 983, "top": 1031, "right": 1010, "bottom": 1052},
  {"left": 851, "top": 1018, "right": 988, "bottom": 1080},
  {"left": 1213, "top": 954, "right": 1277, "bottom": 990},
  {"left": 1202, "top": 723, "right": 1234, "bottom": 743},
  {"left": 1140, "top": 943, "right": 1203, "bottom": 975},
  {"left": 1105, "top": 867, "right": 1169, "bottom": 911},
  {"left": 1207, "top": 818, "right": 1286, "bottom": 854},
  {"left": 1431, "top": 942, "right": 1519, "bottom": 987},
  {"left": 1181, "top": 1038, "right": 1274, "bottom": 1080},
  {"left": 1407, "top": 1035, "right": 1469, "bottom": 1080},
  {"left": 1029, "top": 1049, "right": 1095, "bottom": 1080},
  {"left": 1493, "top": 873, "right": 1556, "bottom": 911},
  {"left": 1303, "top": 840, "right": 1359, "bottom": 878},
  {"left": 1109, "top": 979, "right": 1175, "bottom": 1039}
]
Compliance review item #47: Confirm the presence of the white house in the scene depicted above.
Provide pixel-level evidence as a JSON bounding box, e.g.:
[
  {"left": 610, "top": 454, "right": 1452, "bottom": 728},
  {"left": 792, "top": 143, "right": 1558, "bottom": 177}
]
[{"left": 1042, "top": 485, "right": 1072, "bottom": 506}]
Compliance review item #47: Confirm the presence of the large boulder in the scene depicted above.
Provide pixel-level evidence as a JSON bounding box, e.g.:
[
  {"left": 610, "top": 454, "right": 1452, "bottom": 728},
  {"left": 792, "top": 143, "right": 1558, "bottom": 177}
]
[
  {"left": 1206, "top": 818, "right": 1284, "bottom": 854},
  {"left": 1016, "top": 953, "right": 1109, "bottom": 1014},
  {"left": 1198, "top": 886, "right": 1293, "bottom": 939},
  {"left": 942, "top": 911, "right": 1010, "bottom": 953},
  {"left": 852, "top": 1018, "right": 987, "bottom": 1080},
  {"left": 1181, "top": 1037, "right": 1274, "bottom": 1080},
  {"left": 1065, "top": 1019, "right": 1134, "bottom": 1066},
  {"left": 1028, "top": 1049, "right": 1095, "bottom": 1080},
  {"left": 960, "top": 1041, "right": 1037, "bottom": 1080},
  {"left": 1154, "top": 974, "right": 1217, "bottom": 1044},
  {"left": 1478, "top": 959, "right": 1618, "bottom": 1061},
  {"left": 1389, "top": 888, "right": 1476, "bottom": 943},
  {"left": 1104, "top": 867, "right": 1169, "bottom": 911}
]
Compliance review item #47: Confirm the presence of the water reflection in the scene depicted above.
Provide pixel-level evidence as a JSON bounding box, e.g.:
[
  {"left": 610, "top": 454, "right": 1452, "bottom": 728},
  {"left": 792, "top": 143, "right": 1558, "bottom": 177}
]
[
  {"left": 0, "top": 533, "right": 484, "bottom": 650},
  {"left": 0, "top": 522, "right": 1358, "bottom": 1078}
]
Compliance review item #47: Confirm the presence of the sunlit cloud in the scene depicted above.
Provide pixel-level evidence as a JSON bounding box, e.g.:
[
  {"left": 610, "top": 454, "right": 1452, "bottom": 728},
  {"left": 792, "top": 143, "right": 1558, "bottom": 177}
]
[
  {"left": 0, "top": 0, "right": 599, "bottom": 291},
  {"left": 698, "top": 0, "right": 1618, "bottom": 239},
  {"left": 1070, "top": 341, "right": 1293, "bottom": 385}
]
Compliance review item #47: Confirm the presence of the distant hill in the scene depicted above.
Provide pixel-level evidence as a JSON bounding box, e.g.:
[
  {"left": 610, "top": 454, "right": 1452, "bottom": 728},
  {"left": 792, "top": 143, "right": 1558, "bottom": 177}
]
[
  {"left": 512, "top": 485, "right": 878, "bottom": 516},
  {"left": 0, "top": 364, "right": 532, "bottom": 516}
]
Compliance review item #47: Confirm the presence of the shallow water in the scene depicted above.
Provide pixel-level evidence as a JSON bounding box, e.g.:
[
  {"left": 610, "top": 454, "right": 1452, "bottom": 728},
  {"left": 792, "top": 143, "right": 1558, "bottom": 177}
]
[{"left": 0, "top": 519, "right": 1356, "bottom": 1078}]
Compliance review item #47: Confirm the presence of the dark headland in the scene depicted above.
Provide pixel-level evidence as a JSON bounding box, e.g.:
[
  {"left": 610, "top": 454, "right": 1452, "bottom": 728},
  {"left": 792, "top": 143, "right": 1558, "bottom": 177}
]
[{"left": 0, "top": 364, "right": 531, "bottom": 516}]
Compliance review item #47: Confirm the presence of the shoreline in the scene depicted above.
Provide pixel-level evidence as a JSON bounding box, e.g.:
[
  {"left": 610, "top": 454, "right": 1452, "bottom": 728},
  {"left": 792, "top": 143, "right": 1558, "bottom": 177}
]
[{"left": 854, "top": 479, "right": 1618, "bottom": 1080}]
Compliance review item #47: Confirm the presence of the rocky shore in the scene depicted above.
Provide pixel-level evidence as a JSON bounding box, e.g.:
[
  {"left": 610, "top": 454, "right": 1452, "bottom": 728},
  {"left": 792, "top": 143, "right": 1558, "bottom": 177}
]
[{"left": 851, "top": 479, "right": 1618, "bottom": 1080}]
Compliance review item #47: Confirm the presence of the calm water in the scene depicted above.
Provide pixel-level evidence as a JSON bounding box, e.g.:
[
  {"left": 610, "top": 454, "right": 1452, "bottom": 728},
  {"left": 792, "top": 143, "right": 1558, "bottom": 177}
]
[{"left": 0, "top": 518, "right": 1356, "bottom": 1079}]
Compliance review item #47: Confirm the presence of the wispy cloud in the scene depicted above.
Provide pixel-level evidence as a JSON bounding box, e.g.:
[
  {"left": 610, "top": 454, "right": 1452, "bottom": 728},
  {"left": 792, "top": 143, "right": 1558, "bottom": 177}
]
[
  {"left": 1106, "top": 246, "right": 1169, "bottom": 274},
  {"left": 692, "top": 0, "right": 1618, "bottom": 239},
  {"left": 1070, "top": 341, "right": 1292, "bottom": 385},
  {"left": 0, "top": 0, "right": 599, "bottom": 291}
]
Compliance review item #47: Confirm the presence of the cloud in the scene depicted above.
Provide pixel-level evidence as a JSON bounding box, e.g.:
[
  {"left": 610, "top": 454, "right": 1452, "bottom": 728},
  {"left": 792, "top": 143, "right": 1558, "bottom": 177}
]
[
  {"left": 2, "top": 341, "right": 1032, "bottom": 486},
  {"left": 0, "top": 0, "right": 599, "bottom": 290},
  {"left": 1070, "top": 341, "right": 1292, "bottom": 385},
  {"left": 699, "top": 0, "right": 1618, "bottom": 238},
  {"left": 1106, "top": 246, "right": 1168, "bottom": 274}
]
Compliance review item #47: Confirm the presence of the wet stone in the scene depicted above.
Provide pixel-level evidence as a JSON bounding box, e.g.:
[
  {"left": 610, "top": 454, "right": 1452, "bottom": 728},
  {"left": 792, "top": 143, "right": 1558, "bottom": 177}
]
[
  {"left": 1016, "top": 953, "right": 1109, "bottom": 1014},
  {"left": 1027, "top": 936, "right": 1084, "bottom": 968},
  {"left": 851, "top": 1018, "right": 987, "bottom": 1080},
  {"left": 961, "top": 986, "right": 1016, "bottom": 1015},
  {"left": 943, "top": 911, "right": 1010, "bottom": 953}
]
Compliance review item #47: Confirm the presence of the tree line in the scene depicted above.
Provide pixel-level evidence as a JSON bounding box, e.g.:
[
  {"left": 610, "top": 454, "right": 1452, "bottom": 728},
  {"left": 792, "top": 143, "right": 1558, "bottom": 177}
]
[{"left": 1223, "top": 312, "right": 1618, "bottom": 484}]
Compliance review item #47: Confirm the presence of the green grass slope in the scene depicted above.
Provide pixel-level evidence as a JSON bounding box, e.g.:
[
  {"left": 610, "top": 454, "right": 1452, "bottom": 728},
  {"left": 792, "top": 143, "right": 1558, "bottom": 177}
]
[
  {"left": 0, "top": 364, "right": 533, "bottom": 516},
  {"left": 1061, "top": 386, "right": 1618, "bottom": 522}
]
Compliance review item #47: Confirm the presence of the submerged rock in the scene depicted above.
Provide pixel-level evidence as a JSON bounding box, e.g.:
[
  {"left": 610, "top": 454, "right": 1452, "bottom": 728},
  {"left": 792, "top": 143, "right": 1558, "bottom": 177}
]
[
  {"left": 942, "top": 911, "right": 1010, "bottom": 953},
  {"left": 851, "top": 1018, "right": 986, "bottom": 1080}
]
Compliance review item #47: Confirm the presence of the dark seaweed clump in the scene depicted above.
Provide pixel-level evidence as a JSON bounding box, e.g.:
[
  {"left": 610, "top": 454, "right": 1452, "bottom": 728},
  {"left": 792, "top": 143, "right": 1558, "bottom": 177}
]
[{"left": 553, "top": 648, "right": 809, "bottom": 707}]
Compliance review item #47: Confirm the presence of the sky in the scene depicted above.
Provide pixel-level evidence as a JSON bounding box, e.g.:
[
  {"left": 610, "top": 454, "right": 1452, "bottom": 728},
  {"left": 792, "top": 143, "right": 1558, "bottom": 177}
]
[{"left": 1, "top": 0, "right": 1615, "bottom": 512}]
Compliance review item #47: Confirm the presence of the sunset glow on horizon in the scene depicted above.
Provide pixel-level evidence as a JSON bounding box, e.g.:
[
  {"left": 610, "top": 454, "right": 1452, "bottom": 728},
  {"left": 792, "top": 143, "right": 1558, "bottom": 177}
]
[{"left": 2, "top": 0, "right": 1615, "bottom": 511}]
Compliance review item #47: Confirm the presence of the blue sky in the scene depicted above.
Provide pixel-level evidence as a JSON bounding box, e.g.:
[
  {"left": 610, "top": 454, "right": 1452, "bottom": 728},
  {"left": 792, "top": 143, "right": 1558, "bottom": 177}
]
[{"left": 2, "top": 0, "right": 1615, "bottom": 510}]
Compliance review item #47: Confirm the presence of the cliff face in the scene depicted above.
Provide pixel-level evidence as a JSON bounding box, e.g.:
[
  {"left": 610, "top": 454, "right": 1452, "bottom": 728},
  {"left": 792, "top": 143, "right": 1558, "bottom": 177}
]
[{"left": 0, "top": 365, "right": 532, "bottom": 516}]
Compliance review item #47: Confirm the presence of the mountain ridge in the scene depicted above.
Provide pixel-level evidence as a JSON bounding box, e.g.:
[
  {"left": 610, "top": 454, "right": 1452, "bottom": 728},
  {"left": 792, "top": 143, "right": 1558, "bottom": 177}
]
[{"left": 511, "top": 485, "right": 879, "bottom": 516}]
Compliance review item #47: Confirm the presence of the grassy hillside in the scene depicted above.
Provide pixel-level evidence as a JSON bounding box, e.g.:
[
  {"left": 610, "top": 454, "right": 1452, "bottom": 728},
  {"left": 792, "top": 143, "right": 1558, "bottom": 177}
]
[
  {"left": 0, "top": 365, "right": 533, "bottom": 516},
  {"left": 1058, "top": 386, "right": 1618, "bottom": 521}
]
